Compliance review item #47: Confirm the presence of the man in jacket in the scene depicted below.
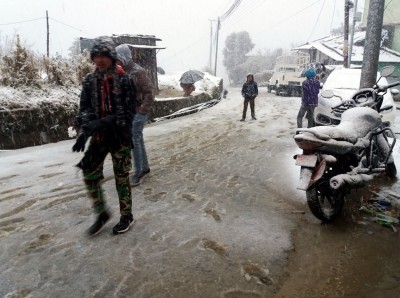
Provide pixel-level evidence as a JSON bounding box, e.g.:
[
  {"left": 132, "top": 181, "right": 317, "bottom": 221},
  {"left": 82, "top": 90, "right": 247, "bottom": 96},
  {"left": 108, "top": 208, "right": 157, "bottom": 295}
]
[
  {"left": 115, "top": 44, "right": 155, "bottom": 186},
  {"left": 297, "top": 68, "right": 320, "bottom": 128},
  {"left": 240, "top": 73, "right": 258, "bottom": 121},
  {"left": 72, "top": 39, "right": 134, "bottom": 236}
]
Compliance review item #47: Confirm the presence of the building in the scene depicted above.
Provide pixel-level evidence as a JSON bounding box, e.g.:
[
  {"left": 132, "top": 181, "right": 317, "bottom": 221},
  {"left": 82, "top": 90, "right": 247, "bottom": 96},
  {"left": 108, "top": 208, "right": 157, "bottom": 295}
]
[
  {"left": 361, "top": 0, "right": 400, "bottom": 52},
  {"left": 80, "top": 34, "right": 166, "bottom": 91},
  {"left": 293, "top": 32, "right": 400, "bottom": 78}
]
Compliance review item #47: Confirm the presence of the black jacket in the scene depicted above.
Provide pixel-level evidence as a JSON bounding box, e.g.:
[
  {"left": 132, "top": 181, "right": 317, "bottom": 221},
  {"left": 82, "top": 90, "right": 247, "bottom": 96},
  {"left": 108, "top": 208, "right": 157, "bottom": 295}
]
[
  {"left": 241, "top": 81, "right": 258, "bottom": 99},
  {"left": 77, "top": 65, "right": 134, "bottom": 147}
]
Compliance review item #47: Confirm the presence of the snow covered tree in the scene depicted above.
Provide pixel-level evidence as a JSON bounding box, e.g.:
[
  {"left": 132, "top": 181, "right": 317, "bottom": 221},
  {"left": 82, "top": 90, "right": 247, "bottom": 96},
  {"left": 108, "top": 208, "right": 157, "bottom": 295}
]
[
  {"left": 223, "top": 31, "right": 254, "bottom": 85},
  {"left": 42, "top": 54, "right": 77, "bottom": 86},
  {"left": 1, "top": 35, "right": 40, "bottom": 87},
  {"left": 68, "top": 38, "right": 81, "bottom": 60}
]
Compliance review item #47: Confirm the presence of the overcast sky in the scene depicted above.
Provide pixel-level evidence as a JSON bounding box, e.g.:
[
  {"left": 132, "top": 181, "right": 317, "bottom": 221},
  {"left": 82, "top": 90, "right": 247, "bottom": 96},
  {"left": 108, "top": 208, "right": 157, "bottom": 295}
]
[{"left": 0, "top": 0, "right": 364, "bottom": 78}]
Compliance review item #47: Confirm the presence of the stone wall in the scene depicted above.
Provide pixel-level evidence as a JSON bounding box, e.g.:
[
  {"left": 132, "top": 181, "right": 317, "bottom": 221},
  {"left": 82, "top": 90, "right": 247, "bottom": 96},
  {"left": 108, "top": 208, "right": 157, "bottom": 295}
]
[
  {"left": 149, "top": 93, "right": 212, "bottom": 121},
  {"left": 0, "top": 103, "right": 78, "bottom": 150},
  {"left": 0, "top": 92, "right": 216, "bottom": 150}
]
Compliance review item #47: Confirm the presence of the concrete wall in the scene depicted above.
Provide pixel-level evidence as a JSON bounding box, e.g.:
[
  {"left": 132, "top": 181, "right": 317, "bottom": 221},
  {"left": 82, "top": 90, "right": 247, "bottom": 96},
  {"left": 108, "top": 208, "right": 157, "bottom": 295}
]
[{"left": 0, "top": 92, "right": 215, "bottom": 150}]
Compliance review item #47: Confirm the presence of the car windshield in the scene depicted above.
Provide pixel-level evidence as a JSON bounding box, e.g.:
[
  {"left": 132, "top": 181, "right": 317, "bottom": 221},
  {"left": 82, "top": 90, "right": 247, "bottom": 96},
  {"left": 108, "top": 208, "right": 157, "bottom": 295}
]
[{"left": 323, "top": 69, "right": 362, "bottom": 90}]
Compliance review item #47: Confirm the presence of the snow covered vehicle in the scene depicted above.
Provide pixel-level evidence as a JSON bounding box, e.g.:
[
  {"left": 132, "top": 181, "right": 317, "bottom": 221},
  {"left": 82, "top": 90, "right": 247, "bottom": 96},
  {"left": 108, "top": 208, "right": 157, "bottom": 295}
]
[
  {"left": 268, "top": 52, "right": 310, "bottom": 96},
  {"left": 294, "top": 106, "right": 397, "bottom": 222},
  {"left": 314, "top": 66, "right": 398, "bottom": 128}
]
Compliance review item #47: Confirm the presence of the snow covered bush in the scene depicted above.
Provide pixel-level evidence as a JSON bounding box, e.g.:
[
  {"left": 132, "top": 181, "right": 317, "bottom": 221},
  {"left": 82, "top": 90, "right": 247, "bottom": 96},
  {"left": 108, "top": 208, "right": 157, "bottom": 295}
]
[
  {"left": 74, "top": 49, "right": 94, "bottom": 82},
  {"left": 42, "top": 55, "right": 77, "bottom": 86},
  {"left": 1, "top": 35, "right": 40, "bottom": 88}
]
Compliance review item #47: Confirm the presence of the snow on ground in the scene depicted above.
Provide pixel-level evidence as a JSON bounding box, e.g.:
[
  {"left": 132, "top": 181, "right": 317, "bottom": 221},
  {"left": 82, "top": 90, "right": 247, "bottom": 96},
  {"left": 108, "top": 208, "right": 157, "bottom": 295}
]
[
  {"left": 0, "top": 87, "right": 307, "bottom": 297},
  {"left": 1, "top": 84, "right": 399, "bottom": 297}
]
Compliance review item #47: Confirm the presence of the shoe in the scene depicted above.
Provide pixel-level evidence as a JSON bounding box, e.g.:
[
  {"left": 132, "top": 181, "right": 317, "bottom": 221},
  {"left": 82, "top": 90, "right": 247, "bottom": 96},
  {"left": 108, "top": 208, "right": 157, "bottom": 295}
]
[
  {"left": 87, "top": 210, "right": 111, "bottom": 236},
  {"left": 252, "top": 117, "right": 257, "bottom": 120},
  {"left": 130, "top": 169, "right": 150, "bottom": 186},
  {"left": 240, "top": 118, "right": 245, "bottom": 122},
  {"left": 112, "top": 214, "right": 134, "bottom": 235}
]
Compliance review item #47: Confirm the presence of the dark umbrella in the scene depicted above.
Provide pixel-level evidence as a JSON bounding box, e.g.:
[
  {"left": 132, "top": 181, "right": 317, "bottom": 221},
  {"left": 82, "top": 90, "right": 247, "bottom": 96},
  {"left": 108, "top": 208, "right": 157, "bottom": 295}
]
[{"left": 179, "top": 70, "right": 205, "bottom": 84}]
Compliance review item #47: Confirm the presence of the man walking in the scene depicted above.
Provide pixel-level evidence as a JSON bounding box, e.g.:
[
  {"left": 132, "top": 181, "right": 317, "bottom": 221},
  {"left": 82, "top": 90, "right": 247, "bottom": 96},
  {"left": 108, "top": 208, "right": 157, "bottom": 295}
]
[
  {"left": 73, "top": 39, "right": 135, "bottom": 236},
  {"left": 240, "top": 73, "right": 258, "bottom": 121},
  {"left": 115, "top": 44, "right": 155, "bottom": 186},
  {"left": 297, "top": 68, "right": 320, "bottom": 128}
]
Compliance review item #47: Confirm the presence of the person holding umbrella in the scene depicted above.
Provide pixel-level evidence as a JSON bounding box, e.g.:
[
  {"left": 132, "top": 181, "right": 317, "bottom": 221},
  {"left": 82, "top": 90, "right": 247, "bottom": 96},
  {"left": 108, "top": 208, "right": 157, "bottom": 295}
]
[{"left": 179, "top": 70, "right": 204, "bottom": 96}]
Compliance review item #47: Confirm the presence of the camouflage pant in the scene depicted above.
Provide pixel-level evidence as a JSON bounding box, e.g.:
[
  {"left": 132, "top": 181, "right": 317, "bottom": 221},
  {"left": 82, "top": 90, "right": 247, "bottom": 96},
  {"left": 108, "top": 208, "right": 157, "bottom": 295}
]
[{"left": 82, "top": 139, "right": 132, "bottom": 216}]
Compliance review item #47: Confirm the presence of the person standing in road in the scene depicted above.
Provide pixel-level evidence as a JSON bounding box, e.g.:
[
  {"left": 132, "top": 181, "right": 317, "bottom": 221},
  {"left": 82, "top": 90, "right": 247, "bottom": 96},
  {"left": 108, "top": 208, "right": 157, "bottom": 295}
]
[
  {"left": 240, "top": 73, "right": 258, "bottom": 121},
  {"left": 72, "top": 39, "right": 135, "bottom": 236},
  {"left": 297, "top": 68, "right": 320, "bottom": 128},
  {"left": 115, "top": 44, "right": 155, "bottom": 186}
]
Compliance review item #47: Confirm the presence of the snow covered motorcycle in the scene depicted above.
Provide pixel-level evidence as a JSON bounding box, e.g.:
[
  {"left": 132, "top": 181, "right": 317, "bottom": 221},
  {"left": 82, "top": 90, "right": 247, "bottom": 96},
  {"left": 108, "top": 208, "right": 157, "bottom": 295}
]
[{"left": 293, "top": 106, "right": 397, "bottom": 222}]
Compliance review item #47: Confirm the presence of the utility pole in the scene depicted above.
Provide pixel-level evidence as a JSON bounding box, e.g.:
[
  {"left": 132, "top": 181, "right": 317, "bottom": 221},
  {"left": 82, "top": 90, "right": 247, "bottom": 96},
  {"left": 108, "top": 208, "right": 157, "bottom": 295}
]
[
  {"left": 46, "top": 10, "right": 49, "bottom": 57},
  {"left": 343, "top": 1, "right": 352, "bottom": 68},
  {"left": 360, "top": 0, "right": 385, "bottom": 89},
  {"left": 348, "top": 0, "right": 358, "bottom": 67},
  {"left": 214, "top": 17, "right": 220, "bottom": 76},
  {"left": 209, "top": 20, "right": 213, "bottom": 71}
]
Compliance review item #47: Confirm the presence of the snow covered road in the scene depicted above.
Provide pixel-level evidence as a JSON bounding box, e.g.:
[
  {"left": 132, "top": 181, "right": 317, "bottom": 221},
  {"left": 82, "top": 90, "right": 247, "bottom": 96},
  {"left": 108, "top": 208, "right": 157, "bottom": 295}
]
[{"left": 1, "top": 87, "right": 399, "bottom": 297}]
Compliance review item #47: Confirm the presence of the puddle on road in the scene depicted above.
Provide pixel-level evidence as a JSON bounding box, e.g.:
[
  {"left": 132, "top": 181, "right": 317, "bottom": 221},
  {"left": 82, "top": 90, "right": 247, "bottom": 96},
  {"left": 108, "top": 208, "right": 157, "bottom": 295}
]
[{"left": 276, "top": 176, "right": 400, "bottom": 298}]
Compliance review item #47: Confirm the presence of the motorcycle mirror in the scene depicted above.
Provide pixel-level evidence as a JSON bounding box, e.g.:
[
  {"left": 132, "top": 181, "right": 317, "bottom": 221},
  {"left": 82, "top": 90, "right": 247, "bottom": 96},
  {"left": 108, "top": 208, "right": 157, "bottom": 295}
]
[
  {"left": 380, "top": 66, "right": 395, "bottom": 77},
  {"left": 321, "top": 90, "right": 334, "bottom": 98},
  {"left": 391, "top": 88, "right": 400, "bottom": 95}
]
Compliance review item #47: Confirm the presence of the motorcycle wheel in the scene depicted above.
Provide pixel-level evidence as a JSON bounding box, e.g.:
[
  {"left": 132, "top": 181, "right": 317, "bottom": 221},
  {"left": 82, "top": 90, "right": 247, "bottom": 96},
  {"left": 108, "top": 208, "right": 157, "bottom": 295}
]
[
  {"left": 386, "top": 161, "right": 397, "bottom": 178},
  {"left": 306, "top": 179, "right": 345, "bottom": 222}
]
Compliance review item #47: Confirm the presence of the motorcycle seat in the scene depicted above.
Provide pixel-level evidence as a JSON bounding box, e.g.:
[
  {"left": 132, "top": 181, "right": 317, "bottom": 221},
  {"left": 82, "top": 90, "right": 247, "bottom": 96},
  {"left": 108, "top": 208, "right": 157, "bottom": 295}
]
[{"left": 296, "top": 107, "right": 382, "bottom": 145}]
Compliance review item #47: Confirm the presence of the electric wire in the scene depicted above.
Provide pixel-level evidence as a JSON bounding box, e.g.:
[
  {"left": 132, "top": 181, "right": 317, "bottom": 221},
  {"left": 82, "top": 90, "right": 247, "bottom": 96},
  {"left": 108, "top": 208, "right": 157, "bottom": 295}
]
[
  {"left": 223, "top": 0, "right": 265, "bottom": 27},
  {"left": 220, "top": 0, "right": 242, "bottom": 22},
  {"left": 161, "top": 33, "right": 209, "bottom": 63},
  {"left": 330, "top": 0, "right": 337, "bottom": 32},
  {"left": 49, "top": 17, "right": 92, "bottom": 35},
  {"left": 307, "top": 0, "right": 326, "bottom": 42},
  {"left": 253, "top": 0, "right": 321, "bottom": 36},
  {"left": 0, "top": 17, "right": 45, "bottom": 26}
]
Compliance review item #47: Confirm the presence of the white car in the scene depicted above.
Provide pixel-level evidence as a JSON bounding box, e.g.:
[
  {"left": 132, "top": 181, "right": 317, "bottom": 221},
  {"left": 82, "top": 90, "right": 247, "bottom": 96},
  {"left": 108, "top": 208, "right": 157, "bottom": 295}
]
[{"left": 314, "top": 68, "right": 397, "bottom": 127}]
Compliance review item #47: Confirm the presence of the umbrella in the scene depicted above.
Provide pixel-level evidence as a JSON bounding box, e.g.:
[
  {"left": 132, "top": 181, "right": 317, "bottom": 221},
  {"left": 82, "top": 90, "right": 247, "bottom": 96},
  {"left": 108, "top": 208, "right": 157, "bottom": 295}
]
[{"left": 179, "top": 70, "right": 205, "bottom": 84}]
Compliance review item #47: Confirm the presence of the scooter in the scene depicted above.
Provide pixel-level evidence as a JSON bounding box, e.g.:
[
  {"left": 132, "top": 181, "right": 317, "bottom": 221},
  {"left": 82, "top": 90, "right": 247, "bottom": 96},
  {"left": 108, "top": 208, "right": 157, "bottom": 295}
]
[{"left": 293, "top": 106, "right": 397, "bottom": 222}]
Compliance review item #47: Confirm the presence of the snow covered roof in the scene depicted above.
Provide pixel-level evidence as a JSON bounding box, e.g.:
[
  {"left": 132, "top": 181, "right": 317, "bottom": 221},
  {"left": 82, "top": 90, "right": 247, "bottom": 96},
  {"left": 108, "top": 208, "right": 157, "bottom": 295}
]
[
  {"left": 125, "top": 44, "right": 166, "bottom": 50},
  {"left": 294, "top": 31, "right": 400, "bottom": 63}
]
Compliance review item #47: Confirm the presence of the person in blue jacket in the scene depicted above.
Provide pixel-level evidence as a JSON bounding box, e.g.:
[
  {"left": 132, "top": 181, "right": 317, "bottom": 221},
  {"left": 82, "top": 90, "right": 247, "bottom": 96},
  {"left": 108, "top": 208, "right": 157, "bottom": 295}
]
[{"left": 297, "top": 68, "right": 320, "bottom": 128}]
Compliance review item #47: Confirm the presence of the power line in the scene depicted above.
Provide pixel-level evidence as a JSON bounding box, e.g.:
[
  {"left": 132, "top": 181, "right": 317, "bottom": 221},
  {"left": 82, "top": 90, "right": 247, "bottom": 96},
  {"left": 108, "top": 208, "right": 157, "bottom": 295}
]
[
  {"left": 223, "top": 0, "right": 266, "bottom": 27},
  {"left": 253, "top": 0, "right": 321, "bottom": 37},
  {"left": 49, "top": 17, "right": 92, "bottom": 35},
  {"left": 162, "top": 33, "right": 209, "bottom": 63},
  {"left": 307, "top": 0, "right": 326, "bottom": 42},
  {"left": 0, "top": 17, "right": 45, "bottom": 26},
  {"left": 220, "top": 0, "right": 242, "bottom": 22},
  {"left": 330, "top": 0, "right": 337, "bottom": 32}
]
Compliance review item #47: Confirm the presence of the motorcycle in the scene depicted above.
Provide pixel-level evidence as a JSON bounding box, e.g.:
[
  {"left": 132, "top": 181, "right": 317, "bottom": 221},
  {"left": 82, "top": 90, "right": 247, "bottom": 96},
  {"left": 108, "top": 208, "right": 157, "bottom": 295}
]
[{"left": 293, "top": 76, "right": 399, "bottom": 221}]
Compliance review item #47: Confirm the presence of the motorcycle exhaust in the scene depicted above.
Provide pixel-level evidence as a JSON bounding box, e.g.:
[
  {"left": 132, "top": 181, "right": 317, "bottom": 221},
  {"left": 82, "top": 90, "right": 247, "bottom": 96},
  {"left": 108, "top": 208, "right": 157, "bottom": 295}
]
[{"left": 329, "top": 173, "right": 376, "bottom": 189}]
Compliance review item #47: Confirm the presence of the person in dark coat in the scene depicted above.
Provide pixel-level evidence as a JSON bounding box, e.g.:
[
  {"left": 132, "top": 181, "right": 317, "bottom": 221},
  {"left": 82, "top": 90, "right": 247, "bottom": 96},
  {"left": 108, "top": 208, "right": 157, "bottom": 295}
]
[
  {"left": 240, "top": 73, "right": 258, "bottom": 121},
  {"left": 115, "top": 44, "right": 155, "bottom": 187},
  {"left": 72, "top": 39, "right": 135, "bottom": 236},
  {"left": 297, "top": 68, "right": 320, "bottom": 128}
]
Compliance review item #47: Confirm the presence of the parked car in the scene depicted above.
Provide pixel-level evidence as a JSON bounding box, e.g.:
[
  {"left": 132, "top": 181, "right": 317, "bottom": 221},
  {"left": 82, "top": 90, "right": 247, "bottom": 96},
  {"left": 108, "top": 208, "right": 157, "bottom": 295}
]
[{"left": 314, "top": 67, "right": 397, "bottom": 127}]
